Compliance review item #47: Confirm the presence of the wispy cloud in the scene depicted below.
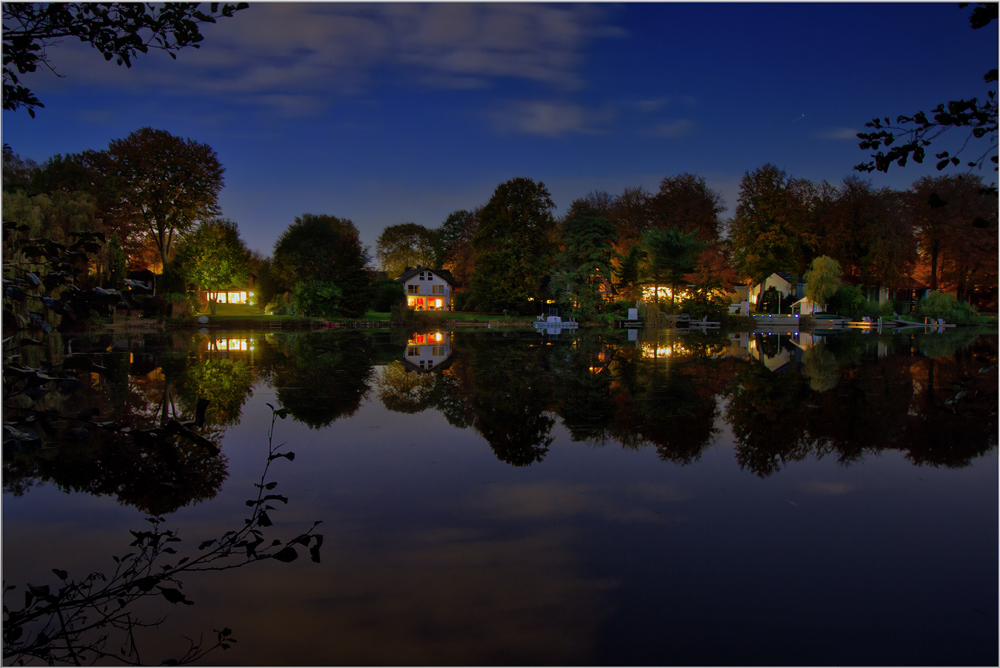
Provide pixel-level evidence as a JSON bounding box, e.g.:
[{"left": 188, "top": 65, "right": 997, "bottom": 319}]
[
  {"left": 40, "top": 3, "right": 624, "bottom": 113},
  {"left": 488, "top": 100, "right": 614, "bottom": 137},
  {"left": 817, "top": 127, "right": 859, "bottom": 140},
  {"left": 648, "top": 119, "right": 696, "bottom": 139}
]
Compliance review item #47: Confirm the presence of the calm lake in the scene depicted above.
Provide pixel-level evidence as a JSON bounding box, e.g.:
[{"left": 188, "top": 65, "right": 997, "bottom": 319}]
[{"left": 3, "top": 326, "right": 997, "bottom": 666}]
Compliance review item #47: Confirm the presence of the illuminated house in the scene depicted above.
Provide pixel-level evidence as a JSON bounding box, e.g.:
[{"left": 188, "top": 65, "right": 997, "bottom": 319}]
[
  {"left": 396, "top": 267, "right": 455, "bottom": 311},
  {"left": 200, "top": 273, "right": 257, "bottom": 308},
  {"left": 748, "top": 272, "right": 805, "bottom": 309},
  {"left": 403, "top": 331, "right": 453, "bottom": 372}
]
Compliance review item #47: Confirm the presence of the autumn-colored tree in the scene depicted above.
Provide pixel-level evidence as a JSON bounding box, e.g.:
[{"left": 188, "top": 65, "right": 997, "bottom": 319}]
[
  {"left": 907, "top": 174, "right": 997, "bottom": 303},
  {"left": 375, "top": 222, "right": 437, "bottom": 278},
  {"left": 102, "top": 128, "right": 225, "bottom": 271},
  {"left": 436, "top": 209, "right": 479, "bottom": 288},
  {"left": 471, "top": 178, "right": 557, "bottom": 313},
  {"left": 607, "top": 186, "right": 654, "bottom": 259},
  {"left": 812, "top": 177, "right": 916, "bottom": 290}
]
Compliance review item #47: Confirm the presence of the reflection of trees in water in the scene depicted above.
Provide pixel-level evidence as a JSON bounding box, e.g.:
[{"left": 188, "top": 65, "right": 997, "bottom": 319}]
[
  {"left": 901, "top": 337, "right": 997, "bottom": 467},
  {"left": 725, "top": 333, "right": 997, "bottom": 476},
  {"left": 801, "top": 345, "right": 840, "bottom": 392},
  {"left": 375, "top": 362, "right": 439, "bottom": 414},
  {"left": 2, "top": 332, "right": 259, "bottom": 515},
  {"left": 3, "top": 407, "right": 322, "bottom": 666},
  {"left": 468, "top": 334, "right": 556, "bottom": 466},
  {"left": 270, "top": 331, "right": 376, "bottom": 429},
  {"left": 724, "top": 361, "right": 814, "bottom": 477},
  {"left": 550, "top": 335, "right": 618, "bottom": 444}
]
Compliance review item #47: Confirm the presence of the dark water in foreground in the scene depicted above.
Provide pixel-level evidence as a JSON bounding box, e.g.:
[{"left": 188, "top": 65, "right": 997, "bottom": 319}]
[{"left": 3, "top": 327, "right": 997, "bottom": 665}]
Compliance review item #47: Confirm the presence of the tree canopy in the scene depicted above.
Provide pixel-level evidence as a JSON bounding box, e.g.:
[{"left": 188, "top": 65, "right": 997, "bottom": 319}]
[
  {"left": 375, "top": 222, "right": 436, "bottom": 278},
  {"left": 470, "top": 177, "right": 557, "bottom": 313},
  {"left": 174, "top": 218, "right": 251, "bottom": 294},
  {"left": 728, "top": 164, "right": 815, "bottom": 284},
  {"left": 552, "top": 201, "right": 619, "bottom": 319},
  {"left": 3, "top": 2, "right": 248, "bottom": 116},
  {"left": 649, "top": 173, "right": 726, "bottom": 242},
  {"left": 98, "top": 127, "right": 224, "bottom": 271},
  {"left": 272, "top": 213, "right": 372, "bottom": 317}
]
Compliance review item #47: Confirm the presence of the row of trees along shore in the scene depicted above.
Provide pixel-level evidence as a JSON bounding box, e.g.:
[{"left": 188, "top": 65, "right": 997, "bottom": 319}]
[{"left": 4, "top": 131, "right": 997, "bottom": 323}]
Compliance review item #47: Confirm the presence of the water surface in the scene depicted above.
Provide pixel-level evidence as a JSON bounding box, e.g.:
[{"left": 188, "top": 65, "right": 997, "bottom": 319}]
[{"left": 4, "top": 327, "right": 997, "bottom": 665}]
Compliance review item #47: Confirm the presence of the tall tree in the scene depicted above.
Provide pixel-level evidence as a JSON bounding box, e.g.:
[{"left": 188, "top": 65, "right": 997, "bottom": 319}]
[
  {"left": 101, "top": 127, "right": 224, "bottom": 271},
  {"left": 433, "top": 208, "right": 479, "bottom": 274},
  {"left": 272, "top": 213, "right": 372, "bottom": 317},
  {"left": 470, "top": 177, "right": 557, "bottom": 313},
  {"left": 3, "top": 2, "right": 248, "bottom": 116},
  {"left": 375, "top": 222, "right": 437, "bottom": 278},
  {"left": 649, "top": 173, "right": 726, "bottom": 242},
  {"left": 908, "top": 174, "right": 997, "bottom": 303},
  {"left": 552, "top": 201, "right": 619, "bottom": 320},
  {"left": 608, "top": 186, "right": 654, "bottom": 259},
  {"left": 728, "top": 164, "right": 815, "bottom": 285},
  {"left": 641, "top": 226, "right": 703, "bottom": 312},
  {"left": 173, "top": 218, "right": 251, "bottom": 313}
]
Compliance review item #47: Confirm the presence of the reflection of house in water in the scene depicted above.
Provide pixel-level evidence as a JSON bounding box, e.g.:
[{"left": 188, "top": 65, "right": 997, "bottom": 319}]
[
  {"left": 204, "top": 336, "right": 255, "bottom": 362},
  {"left": 747, "top": 334, "right": 793, "bottom": 372},
  {"left": 403, "top": 332, "right": 454, "bottom": 372}
]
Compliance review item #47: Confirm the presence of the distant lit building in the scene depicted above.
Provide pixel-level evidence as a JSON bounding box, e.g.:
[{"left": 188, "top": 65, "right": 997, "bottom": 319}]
[{"left": 396, "top": 267, "right": 455, "bottom": 311}]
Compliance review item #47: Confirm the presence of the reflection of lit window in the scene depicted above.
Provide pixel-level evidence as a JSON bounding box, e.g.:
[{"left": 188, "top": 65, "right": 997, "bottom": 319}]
[
  {"left": 407, "top": 346, "right": 419, "bottom": 356},
  {"left": 432, "top": 332, "right": 443, "bottom": 342},
  {"left": 432, "top": 346, "right": 445, "bottom": 356},
  {"left": 413, "top": 334, "right": 425, "bottom": 344}
]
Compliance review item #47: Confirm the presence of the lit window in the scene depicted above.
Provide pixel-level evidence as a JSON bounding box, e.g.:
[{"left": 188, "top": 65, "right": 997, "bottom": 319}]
[
  {"left": 431, "top": 285, "right": 444, "bottom": 295},
  {"left": 407, "top": 284, "right": 419, "bottom": 294}
]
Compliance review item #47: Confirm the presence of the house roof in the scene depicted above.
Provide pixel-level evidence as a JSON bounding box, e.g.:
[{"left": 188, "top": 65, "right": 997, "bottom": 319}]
[{"left": 396, "top": 266, "right": 456, "bottom": 286}]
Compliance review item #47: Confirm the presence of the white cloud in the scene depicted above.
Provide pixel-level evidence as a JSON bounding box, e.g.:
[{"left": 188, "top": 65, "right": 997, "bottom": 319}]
[{"left": 488, "top": 100, "right": 614, "bottom": 137}]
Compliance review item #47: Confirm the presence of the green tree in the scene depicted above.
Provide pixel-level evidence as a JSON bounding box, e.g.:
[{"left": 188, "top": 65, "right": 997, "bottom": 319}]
[
  {"left": 3, "top": 2, "right": 248, "bottom": 116},
  {"left": 272, "top": 213, "right": 372, "bottom": 318},
  {"left": 293, "top": 281, "right": 342, "bottom": 319},
  {"left": 435, "top": 208, "right": 479, "bottom": 284},
  {"left": 804, "top": 255, "right": 842, "bottom": 307},
  {"left": 729, "top": 164, "right": 816, "bottom": 284},
  {"left": 101, "top": 127, "right": 225, "bottom": 271},
  {"left": 470, "top": 177, "right": 557, "bottom": 313},
  {"left": 375, "top": 222, "right": 437, "bottom": 278},
  {"left": 174, "top": 218, "right": 251, "bottom": 314},
  {"left": 856, "top": 4, "right": 997, "bottom": 174},
  {"left": 641, "top": 226, "right": 703, "bottom": 312},
  {"left": 552, "top": 201, "right": 619, "bottom": 320}
]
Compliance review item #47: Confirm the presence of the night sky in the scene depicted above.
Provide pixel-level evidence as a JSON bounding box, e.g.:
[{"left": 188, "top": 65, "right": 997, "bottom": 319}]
[{"left": 3, "top": 2, "right": 997, "bottom": 257}]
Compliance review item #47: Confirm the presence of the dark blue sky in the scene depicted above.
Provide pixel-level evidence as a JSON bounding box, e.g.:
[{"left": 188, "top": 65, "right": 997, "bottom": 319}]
[{"left": 3, "top": 2, "right": 996, "bottom": 258}]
